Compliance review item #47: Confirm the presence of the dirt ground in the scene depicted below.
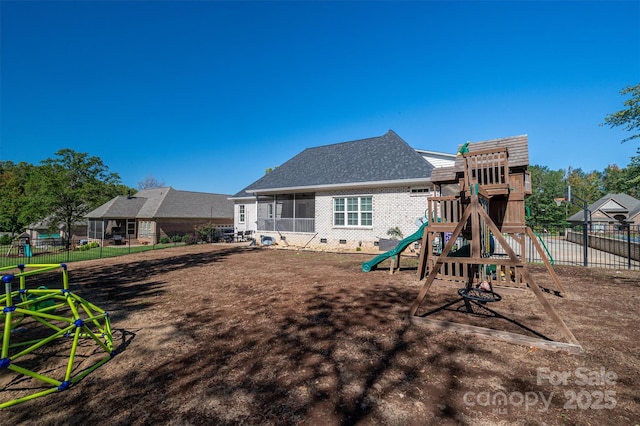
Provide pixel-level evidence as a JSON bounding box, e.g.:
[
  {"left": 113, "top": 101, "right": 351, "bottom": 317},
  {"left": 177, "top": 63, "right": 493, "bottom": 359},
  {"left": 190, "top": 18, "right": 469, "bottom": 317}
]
[{"left": 1, "top": 243, "right": 639, "bottom": 425}]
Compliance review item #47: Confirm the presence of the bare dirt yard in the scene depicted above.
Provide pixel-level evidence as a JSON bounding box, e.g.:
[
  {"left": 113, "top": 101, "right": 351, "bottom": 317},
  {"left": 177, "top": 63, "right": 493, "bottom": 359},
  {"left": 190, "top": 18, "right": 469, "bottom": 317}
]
[{"left": 1, "top": 243, "right": 639, "bottom": 425}]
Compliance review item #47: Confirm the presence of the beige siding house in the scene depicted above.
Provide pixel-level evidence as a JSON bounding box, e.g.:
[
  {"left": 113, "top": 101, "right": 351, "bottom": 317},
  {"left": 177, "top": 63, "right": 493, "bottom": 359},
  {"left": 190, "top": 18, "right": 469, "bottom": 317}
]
[{"left": 85, "top": 187, "right": 234, "bottom": 244}]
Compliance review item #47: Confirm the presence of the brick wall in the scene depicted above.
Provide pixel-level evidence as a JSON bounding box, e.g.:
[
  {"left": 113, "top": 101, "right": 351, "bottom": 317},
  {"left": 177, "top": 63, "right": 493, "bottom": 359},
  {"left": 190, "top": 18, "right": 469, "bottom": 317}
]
[
  {"left": 254, "top": 187, "right": 430, "bottom": 250},
  {"left": 156, "top": 218, "right": 233, "bottom": 240}
]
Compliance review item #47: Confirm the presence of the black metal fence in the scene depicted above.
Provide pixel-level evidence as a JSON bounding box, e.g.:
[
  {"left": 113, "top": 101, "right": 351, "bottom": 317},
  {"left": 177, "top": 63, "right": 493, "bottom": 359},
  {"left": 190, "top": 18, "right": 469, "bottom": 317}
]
[
  {"left": 2, "top": 225, "right": 638, "bottom": 270},
  {"left": 525, "top": 223, "right": 640, "bottom": 270},
  {"left": 0, "top": 231, "right": 242, "bottom": 267}
]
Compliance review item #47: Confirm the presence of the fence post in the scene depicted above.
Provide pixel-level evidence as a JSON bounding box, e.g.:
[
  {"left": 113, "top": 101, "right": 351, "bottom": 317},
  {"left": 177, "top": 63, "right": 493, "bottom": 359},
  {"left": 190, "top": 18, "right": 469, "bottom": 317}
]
[
  {"left": 628, "top": 224, "right": 632, "bottom": 270},
  {"left": 582, "top": 224, "right": 588, "bottom": 267}
]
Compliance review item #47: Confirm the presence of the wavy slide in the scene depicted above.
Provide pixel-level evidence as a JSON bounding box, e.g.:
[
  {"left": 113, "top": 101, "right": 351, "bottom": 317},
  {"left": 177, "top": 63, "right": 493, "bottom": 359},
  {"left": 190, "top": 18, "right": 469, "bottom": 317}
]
[{"left": 362, "top": 222, "right": 428, "bottom": 272}]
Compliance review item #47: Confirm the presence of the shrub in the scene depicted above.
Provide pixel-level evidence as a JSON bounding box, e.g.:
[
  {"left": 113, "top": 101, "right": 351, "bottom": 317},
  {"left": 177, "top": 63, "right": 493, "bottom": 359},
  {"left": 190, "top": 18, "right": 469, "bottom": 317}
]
[
  {"left": 0, "top": 234, "right": 13, "bottom": 245},
  {"left": 387, "top": 226, "right": 404, "bottom": 240},
  {"left": 171, "top": 235, "right": 182, "bottom": 243},
  {"left": 159, "top": 236, "right": 171, "bottom": 244},
  {"left": 183, "top": 235, "right": 196, "bottom": 245}
]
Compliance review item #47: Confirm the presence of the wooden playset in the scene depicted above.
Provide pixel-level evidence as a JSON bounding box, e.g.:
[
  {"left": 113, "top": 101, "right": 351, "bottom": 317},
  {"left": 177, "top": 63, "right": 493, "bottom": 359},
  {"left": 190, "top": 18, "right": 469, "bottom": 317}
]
[{"left": 409, "top": 136, "right": 582, "bottom": 354}]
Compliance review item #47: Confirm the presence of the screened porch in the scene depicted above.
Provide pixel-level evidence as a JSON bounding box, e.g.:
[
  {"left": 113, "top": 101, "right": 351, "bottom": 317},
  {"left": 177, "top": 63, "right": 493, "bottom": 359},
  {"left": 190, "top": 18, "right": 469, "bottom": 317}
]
[{"left": 256, "top": 193, "right": 315, "bottom": 233}]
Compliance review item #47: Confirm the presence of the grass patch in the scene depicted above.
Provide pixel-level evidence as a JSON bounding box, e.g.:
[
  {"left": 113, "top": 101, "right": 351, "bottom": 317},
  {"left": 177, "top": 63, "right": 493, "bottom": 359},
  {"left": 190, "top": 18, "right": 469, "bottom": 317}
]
[{"left": 0, "top": 243, "right": 185, "bottom": 268}]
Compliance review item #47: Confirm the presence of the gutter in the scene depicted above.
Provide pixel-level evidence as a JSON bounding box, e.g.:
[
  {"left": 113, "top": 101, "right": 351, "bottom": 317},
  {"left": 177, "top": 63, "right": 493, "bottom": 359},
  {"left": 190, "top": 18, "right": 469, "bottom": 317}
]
[{"left": 245, "top": 177, "right": 432, "bottom": 195}]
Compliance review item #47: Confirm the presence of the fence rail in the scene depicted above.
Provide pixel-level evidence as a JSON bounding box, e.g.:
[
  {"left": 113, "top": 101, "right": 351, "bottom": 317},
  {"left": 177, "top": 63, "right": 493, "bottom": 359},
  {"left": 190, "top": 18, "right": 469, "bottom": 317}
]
[
  {"left": 1, "top": 233, "right": 204, "bottom": 268},
  {"left": 2, "top": 224, "right": 638, "bottom": 270},
  {"left": 525, "top": 223, "right": 640, "bottom": 270},
  {"left": 256, "top": 218, "right": 315, "bottom": 233}
]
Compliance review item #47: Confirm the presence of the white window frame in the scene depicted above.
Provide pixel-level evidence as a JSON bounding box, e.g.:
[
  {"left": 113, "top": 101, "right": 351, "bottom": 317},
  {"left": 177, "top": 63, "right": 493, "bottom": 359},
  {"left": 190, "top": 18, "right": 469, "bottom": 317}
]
[
  {"left": 239, "top": 205, "right": 246, "bottom": 224},
  {"left": 333, "top": 196, "right": 372, "bottom": 228}
]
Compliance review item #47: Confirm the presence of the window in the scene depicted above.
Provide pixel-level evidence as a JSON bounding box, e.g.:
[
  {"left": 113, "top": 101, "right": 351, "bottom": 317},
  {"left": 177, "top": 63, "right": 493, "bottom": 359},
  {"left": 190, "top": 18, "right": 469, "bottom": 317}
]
[
  {"left": 334, "top": 196, "right": 372, "bottom": 227},
  {"left": 239, "top": 205, "right": 245, "bottom": 223},
  {"left": 88, "top": 219, "right": 104, "bottom": 239},
  {"left": 127, "top": 219, "right": 136, "bottom": 235},
  {"left": 139, "top": 221, "right": 153, "bottom": 238},
  {"left": 410, "top": 187, "right": 431, "bottom": 196}
]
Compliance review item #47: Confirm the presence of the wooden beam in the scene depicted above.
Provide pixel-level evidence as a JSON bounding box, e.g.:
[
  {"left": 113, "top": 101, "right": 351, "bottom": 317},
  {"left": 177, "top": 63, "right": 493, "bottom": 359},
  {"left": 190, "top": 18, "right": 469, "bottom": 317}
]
[
  {"left": 520, "top": 267, "right": 581, "bottom": 347},
  {"left": 525, "top": 227, "right": 565, "bottom": 293},
  {"left": 462, "top": 146, "right": 508, "bottom": 157},
  {"left": 410, "top": 204, "right": 473, "bottom": 316},
  {"left": 417, "top": 226, "right": 431, "bottom": 279},
  {"left": 432, "top": 257, "right": 523, "bottom": 266},
  {"left": 410, "top": 316, "right": 584, "bottom": 354}
]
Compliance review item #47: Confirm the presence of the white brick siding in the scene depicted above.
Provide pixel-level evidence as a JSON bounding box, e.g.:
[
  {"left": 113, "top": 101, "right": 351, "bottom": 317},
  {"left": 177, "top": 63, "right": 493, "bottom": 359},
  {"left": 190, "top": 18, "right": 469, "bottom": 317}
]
[{"left": 237, "top": 187, "right": 432, "bottom": 250}]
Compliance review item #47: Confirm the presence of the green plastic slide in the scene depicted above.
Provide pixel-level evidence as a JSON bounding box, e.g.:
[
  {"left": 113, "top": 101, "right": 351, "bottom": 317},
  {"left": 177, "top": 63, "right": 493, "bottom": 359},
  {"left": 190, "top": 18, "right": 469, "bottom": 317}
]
[{"left": 362, "top": 221, "right": 428, "bottom": 272}]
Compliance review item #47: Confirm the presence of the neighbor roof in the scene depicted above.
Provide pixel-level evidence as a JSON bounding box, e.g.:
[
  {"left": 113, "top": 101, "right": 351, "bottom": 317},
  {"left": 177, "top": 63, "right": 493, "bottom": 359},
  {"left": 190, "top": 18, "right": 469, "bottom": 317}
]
[
  {"left": 85, "top": 187, "right": 233, "bottom": 219},
  {"left": 233, "top": 130, "right": 438, "bottom": 197},
  {"left": 567, "top": 193, "right": 640, "bottom": 223}
]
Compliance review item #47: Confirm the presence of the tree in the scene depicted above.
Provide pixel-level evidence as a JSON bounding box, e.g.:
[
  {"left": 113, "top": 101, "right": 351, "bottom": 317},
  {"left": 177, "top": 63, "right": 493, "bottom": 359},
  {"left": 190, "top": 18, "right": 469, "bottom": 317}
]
[
  {"left": 526, "top": 165, "right": 568, "bottom": 225},
  {"left": 27, "top": 149, "right": 125, "bottom": 248},
  {"left": 138, "top": 174, "right": 165, "bottom": 190},
  {"left": 0, "top": 161, "right": 36, "bottom": 234},
  {"left": 602, "top": 83, "right": 640, "bottom": 143},
  {"left": 625, "top": 148, "right": 640, "bottom": 197},
  {"left": 602, "top": 164, "right": 627, "bottom": 194}
]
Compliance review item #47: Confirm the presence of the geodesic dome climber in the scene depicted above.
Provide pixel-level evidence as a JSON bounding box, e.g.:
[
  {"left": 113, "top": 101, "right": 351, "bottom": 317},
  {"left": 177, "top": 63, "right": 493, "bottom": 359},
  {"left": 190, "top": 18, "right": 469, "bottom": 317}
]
[{"left": 0, "top": 263, "right": 114, "bottom": 408}]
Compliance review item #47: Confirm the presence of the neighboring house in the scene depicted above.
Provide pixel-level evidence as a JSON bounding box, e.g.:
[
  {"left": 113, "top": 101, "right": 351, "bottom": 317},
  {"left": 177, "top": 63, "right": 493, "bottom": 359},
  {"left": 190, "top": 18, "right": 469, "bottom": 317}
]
[
  {"left": 25, "top": 217, "right": 86, "bottom": 245},
  {"left": 567, "top": 193, "right": 640, "bottom": 231},
  {"left": 230, "top": 130, "right": 456, "bottom": 250},
  {"left": 85, "top": 187, "right": 234, "bottom": 244}
]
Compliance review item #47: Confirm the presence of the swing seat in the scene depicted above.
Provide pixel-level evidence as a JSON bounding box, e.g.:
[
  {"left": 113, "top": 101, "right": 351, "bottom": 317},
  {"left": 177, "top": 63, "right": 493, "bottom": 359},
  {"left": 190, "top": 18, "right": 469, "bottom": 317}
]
[{"left": 457, "top": 287, "right": 502, "bottom": 303}]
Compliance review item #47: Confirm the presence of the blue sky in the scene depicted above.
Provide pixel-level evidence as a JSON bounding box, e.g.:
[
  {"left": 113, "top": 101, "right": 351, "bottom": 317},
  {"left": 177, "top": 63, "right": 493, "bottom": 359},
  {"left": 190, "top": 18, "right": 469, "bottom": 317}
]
[{"left": 1, "top": 1, "right": 639, "bottom": 195}]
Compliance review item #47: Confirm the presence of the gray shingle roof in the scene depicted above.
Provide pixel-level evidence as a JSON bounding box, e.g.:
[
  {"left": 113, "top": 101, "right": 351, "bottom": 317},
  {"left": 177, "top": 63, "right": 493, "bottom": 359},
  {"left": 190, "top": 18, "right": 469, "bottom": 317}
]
[
  {"left": 567, "top": 193, "right": 640, "bottom": 222},
  {"left": 233, "top": 130, "right": 435, "bottom": 196},
  {"left": 85, "top": 187, "right": 233, "bottom": 219}
]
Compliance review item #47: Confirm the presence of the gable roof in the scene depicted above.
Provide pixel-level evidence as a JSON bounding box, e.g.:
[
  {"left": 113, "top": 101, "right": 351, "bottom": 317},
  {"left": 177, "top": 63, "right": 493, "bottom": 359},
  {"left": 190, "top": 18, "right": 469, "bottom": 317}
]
[
  {"left": 85, "top": 187, "right": 233, "bottom": 219},
  {"left": 567, "top": 193, "right": 640, "bottom": 223},
  {"left": 233, "top": 130, "right": 439, "bottom": 197}
]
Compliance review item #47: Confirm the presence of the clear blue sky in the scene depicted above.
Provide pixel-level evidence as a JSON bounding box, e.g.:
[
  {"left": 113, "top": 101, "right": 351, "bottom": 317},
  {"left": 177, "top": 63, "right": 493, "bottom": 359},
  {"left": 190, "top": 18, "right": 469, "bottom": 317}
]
[{"left": 1, "top": 1, "right": 639, "bottom": 195}]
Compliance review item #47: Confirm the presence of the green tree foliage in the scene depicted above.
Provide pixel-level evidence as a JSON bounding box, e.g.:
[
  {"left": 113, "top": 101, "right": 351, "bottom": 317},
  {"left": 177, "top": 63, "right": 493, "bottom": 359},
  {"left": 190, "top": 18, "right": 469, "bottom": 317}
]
[
  {"left": 25, "top": 149, "right": 127, "bottom": 247},
  {"left": 602, "top": 158, "right": 639, "bottom": 197},
  {"left": 0, "top": 161, "right": 36, "bottom": 234},
  {"left": 526, "top": 165, "right": 614, "bottom": 225},
  {"left": 625, "top": 148, "right": 640, "bottom": 197},
  {"left": 602, "top": 164, "right": 627, "bottom": 194},
  {"left": 602, "top": 83, "right": 640, "bottom": 143},
  {"left": 565, "top": 167, "right": 605, "bottom": 217},
  {"left": 526, "top": 165, "right": 567, "bottom": 224}
]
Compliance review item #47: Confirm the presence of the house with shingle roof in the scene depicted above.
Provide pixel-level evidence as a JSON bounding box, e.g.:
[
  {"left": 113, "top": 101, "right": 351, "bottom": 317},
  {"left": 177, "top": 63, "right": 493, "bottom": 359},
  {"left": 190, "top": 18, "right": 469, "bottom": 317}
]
[
  {"left": 230, "top": 130, "right": 457, "bottom": 250},
  {"left": 85, "top": 187, "right": 234, "bottom": 244},
  {"left": 567, "top": 193, "right": 640, "bottom": 231}
]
